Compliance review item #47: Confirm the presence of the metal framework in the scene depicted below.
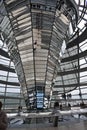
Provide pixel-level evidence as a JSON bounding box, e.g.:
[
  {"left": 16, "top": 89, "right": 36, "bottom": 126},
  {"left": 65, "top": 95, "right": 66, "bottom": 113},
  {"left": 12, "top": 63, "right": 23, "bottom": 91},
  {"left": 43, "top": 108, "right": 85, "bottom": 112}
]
[{"left": 0, "top": 0, "right": 87, "bottom": 110}]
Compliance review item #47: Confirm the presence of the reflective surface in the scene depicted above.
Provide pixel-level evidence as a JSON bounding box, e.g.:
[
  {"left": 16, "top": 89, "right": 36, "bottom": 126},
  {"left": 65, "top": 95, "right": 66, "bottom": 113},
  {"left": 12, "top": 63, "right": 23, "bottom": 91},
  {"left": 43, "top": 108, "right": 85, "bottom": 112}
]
[{"left": 0, "top": 0, "right": 87, "bottom": 111}]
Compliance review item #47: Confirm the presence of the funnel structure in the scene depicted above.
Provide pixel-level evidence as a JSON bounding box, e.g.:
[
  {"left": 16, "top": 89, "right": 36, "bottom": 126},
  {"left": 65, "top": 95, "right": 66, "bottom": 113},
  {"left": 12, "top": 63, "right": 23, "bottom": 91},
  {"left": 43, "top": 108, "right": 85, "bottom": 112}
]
[{"left": 0, "top": 0, "right": 78, "bottom": 109}]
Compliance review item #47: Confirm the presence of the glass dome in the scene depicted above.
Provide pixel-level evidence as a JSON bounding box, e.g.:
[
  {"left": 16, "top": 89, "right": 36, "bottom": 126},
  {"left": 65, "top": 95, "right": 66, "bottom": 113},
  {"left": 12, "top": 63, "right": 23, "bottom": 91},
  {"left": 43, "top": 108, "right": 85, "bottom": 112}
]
[{"left": 0, "top": 0, "right": 87, "bottom": 111}]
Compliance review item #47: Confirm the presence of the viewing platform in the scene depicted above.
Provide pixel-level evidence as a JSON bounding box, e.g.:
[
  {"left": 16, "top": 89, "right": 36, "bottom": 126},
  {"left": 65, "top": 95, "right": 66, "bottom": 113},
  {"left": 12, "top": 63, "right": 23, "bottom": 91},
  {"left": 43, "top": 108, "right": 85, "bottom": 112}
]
[{"left": 7, "top": 118, "right": 87, "bottom": 130}]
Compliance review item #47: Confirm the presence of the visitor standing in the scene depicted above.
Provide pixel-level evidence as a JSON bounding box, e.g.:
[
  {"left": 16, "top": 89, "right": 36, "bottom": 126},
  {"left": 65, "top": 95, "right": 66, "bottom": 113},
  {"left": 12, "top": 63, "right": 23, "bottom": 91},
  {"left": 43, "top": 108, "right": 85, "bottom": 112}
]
[
  {"left": 0, "top": 101, "right": 8, "bottom": 130},
  {"left": 53, "top": 101, "right": 59, "bottom": 127}
]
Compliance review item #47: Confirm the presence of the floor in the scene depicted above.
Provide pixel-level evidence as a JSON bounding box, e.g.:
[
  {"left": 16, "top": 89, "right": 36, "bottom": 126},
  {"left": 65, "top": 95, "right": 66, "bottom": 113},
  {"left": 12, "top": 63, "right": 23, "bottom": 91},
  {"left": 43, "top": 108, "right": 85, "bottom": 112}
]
[{"left": 7, "top": 119, "right": 87, "bottom": 130}]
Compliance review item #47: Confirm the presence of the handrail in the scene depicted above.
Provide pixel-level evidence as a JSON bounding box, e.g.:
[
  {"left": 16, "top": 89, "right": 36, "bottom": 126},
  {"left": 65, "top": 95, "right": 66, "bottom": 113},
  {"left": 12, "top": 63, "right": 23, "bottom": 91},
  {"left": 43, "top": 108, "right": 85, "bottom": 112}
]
[{"left": 67, "top": 27, "right": 87, "bottom": 49}]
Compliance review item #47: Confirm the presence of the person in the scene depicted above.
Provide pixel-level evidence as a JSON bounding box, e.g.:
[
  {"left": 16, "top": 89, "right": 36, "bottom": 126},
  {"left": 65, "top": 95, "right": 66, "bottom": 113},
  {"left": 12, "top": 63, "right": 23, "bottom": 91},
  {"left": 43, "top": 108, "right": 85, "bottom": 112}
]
[
  {"left": 18, "top": 105, "right": 23, "bottom": 115},
  {"left": 68, "top": 103, "right": 71, "bottom": 108},
  {"left": 0, "top": 101, "right": 8, "bottom": 130},
  {"left": 53, "top": 101, "right": 59, "bottom": 127},
  {"left": 59, "top": 104, "right": 62, "bottom": 110}
]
